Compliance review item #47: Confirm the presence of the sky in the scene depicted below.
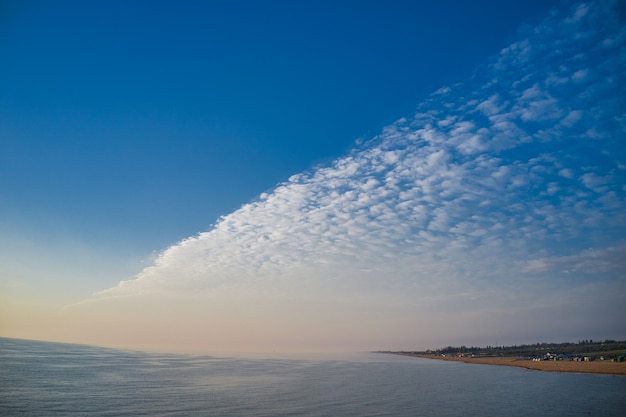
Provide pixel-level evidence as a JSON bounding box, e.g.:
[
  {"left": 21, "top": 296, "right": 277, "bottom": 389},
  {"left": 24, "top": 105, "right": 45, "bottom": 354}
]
[{"left": 1, "top": 0, "right": 624, "bottom": 354}]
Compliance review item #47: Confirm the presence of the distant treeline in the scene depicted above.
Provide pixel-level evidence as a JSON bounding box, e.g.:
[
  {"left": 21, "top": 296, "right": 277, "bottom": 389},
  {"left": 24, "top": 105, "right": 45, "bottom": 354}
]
[{"left": 417, "top": 340, "right": 626, "bottom": 358}]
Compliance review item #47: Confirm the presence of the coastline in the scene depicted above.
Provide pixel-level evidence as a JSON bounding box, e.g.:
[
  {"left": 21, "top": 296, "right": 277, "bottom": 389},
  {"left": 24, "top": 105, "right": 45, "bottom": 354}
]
[{"left": 390, "top": 353, "right": 626, "bottom": 376}]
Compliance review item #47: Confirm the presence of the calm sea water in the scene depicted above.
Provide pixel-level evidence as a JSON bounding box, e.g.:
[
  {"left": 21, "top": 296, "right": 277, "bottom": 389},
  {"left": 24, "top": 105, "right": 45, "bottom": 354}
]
[{"left": 1, "top": 337, "right": 625, "bottom": 416}]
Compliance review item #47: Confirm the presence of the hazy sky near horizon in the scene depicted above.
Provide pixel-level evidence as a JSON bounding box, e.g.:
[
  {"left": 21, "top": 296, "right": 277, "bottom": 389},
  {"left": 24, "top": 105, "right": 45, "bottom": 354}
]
[{"left": 1, "top": 0, "right": 625, "bottom": 353}]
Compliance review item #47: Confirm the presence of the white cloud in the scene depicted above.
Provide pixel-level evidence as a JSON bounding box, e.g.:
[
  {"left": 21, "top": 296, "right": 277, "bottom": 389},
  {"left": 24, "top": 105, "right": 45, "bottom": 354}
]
[
  {"left": 522, "top": 245, "right": 626, "bottom": 274},
  {"left": 567, "top": 2, "right": 591, "bottom": 24},
  {"left": 69, "top": 0, "right": 626, "bottom": 351},
  {"left": 571, "top": 69, "right": 589, "bottom": 82}
]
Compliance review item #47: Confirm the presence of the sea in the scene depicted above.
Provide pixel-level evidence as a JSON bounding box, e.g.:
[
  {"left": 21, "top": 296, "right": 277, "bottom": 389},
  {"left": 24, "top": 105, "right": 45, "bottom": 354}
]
[{"left": 1, "top": 337, "right": 625, "bottom": 417}]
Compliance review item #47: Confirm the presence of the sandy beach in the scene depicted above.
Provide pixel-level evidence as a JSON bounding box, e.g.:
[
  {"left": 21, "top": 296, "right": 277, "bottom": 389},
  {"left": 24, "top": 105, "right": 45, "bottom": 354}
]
[{"left": 393, "top": 353, "right": 626, "bottom": 376}]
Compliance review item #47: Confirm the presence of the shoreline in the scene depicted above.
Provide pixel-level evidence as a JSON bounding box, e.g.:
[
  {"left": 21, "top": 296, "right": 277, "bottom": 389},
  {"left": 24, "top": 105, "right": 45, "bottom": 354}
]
[{"left": 390, "top": 353, "right": 626, "bottom": 376}]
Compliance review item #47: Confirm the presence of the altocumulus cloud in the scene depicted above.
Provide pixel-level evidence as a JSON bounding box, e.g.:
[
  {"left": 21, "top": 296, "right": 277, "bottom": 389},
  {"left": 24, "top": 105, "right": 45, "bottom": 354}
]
[{"left": 74, "top": 1, "right": 625, "bottom": 351}]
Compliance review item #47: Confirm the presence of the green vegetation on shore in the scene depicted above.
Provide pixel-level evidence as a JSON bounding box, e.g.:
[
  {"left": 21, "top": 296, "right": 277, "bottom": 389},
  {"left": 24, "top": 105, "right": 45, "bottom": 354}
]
[{"left": 391, "top": 339, "right": 626, "bottom": 361}]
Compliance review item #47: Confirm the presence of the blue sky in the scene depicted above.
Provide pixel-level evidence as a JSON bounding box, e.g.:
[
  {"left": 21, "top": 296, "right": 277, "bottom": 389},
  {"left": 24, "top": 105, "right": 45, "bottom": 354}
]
[
  {"left": 1, "top": 0, "right": 624, "bottom": 353},
  {"left": 1, "top": 0, "right": 563, "bottom": 249}
]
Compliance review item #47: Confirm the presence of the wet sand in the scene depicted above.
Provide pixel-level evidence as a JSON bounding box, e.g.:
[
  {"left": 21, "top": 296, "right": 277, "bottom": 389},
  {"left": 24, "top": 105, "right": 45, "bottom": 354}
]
[{"left": 392, "top": 353, "right": 626, "bottom": 376}]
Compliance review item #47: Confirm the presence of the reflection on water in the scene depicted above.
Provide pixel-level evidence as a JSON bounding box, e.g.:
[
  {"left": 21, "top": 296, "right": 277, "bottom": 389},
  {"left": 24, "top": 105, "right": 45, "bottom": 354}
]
[{"left": 1, "top": 337, "right": 625, "bottom": 416}]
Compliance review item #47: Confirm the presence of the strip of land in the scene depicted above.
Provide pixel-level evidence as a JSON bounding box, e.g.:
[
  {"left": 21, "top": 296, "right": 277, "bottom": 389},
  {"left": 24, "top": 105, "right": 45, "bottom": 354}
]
[{"left": 390, "top": 353, "right": 626, "bottom": 376}]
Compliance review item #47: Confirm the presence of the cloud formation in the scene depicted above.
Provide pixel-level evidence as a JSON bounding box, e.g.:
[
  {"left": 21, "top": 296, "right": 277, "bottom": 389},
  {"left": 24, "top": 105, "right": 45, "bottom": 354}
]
[{"left": 73, "top": 1, "right": 626, "bottom": 352}]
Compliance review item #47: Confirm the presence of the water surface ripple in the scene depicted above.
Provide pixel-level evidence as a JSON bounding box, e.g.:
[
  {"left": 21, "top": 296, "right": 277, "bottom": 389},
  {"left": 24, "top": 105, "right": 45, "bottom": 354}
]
[{"left": 1, "top": 338, "right": 624, "bottom": 416}]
